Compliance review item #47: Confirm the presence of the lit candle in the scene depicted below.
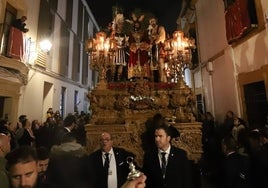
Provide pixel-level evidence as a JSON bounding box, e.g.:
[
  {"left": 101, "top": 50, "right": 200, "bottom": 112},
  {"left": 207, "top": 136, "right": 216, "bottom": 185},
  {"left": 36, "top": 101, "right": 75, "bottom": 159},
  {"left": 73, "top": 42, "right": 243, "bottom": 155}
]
[
  {"left": 100, "top": 36, "right": 104, "bottom": 51},
  {"left": 87, "top": 39, "right": 93, "bottom": 50},
  {"left": 110, "top": 40, "right": 114, "bottom": 50}
]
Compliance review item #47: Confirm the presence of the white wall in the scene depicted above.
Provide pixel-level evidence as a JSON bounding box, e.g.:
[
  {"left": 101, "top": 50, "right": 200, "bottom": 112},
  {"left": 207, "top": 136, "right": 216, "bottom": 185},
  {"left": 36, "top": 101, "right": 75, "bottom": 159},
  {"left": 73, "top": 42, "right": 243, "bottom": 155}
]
[
  {"left": 16, "top": 0, "right": 91, "bottom": 123},
  {"left": 19, "top": 69, "right": 89, "bottom": 123},
  {"left": 195, "top": 0, "right": 268, "bottom": 123}
]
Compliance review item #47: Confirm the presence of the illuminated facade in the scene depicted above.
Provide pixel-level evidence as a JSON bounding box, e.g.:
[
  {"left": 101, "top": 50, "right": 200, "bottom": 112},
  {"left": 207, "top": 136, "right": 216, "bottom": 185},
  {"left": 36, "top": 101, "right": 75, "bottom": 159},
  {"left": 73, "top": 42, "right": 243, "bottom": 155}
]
[{"left": 0, "top": 0, "right": 99, "bottom": 124}]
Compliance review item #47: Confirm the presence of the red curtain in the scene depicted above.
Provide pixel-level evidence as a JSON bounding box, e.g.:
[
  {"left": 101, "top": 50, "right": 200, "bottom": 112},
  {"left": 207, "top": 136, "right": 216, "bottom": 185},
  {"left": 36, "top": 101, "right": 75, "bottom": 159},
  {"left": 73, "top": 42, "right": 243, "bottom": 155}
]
[
  {"left": 7, "top": 27, "right": 24, "bottom": 60},
  {"left": 225, "top": 0, "right": 251, "bottom": 44}
]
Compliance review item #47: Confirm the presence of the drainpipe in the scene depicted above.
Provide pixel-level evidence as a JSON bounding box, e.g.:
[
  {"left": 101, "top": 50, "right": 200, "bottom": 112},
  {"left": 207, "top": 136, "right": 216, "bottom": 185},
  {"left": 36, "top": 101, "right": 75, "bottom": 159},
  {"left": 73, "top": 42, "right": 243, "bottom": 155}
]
[
  {"left": 206, "top": 62, "right": 215, "bottom": 116},
  {"left": 230, "top": 47, "right": 241, "bottom": 116}
]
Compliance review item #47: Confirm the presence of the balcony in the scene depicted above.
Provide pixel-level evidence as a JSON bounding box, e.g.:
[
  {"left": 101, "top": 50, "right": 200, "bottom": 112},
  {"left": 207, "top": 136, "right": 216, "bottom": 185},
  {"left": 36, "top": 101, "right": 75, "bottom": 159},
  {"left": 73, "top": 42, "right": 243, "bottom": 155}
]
[{"left": 0, "top": 23, "right": 29, "bottom": 85}]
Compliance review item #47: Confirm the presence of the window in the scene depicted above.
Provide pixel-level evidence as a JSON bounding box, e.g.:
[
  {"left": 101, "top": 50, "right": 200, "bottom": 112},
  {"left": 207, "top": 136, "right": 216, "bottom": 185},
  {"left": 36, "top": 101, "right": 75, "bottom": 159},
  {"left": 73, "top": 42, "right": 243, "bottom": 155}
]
[
  {"left": 0, "top": 3, "right": 16, "bottom": 56},
  {"left": 71, "top": 35, "right": 80, "bottom": 81},
  {"left": 60, "top": 87, "right": 66, "bottom": 117},
  {"left": 196, "top": 94, "right": 205, "bottom": 121},
  {"left": 74, "top": 90, "right": 79, "bottom": 113},
  {"left": 59, "top": 20, "right": 70, "bottom": 76},
  {"left": 66, "top": 0, "right": 73, "bottom": 30},
  {"left": 224, "top": 0, "right": 259, "bottom": 44},
  {"left": 37, "top": 0, "right": 55, "bottom": 67}
]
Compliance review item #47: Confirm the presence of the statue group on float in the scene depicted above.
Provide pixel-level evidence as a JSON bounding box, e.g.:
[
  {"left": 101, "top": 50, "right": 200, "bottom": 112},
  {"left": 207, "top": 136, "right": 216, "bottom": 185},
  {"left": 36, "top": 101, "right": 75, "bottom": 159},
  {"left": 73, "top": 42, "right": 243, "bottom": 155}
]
[{"left": 101, "top": 8, "right": 169, "bottom": 83}]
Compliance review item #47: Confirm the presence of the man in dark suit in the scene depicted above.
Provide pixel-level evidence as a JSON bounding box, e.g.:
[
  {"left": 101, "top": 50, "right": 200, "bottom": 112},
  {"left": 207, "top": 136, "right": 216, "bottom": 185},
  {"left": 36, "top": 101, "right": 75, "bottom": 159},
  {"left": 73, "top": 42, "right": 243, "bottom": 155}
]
[
  {"left": 142, "top": 124, "right": 193, "bottom": 188},
  {"left": 53, "top": 114, "right": 76, "bottom": 145},
  {"left": 88, "top": 131, "right": 135, "bottom": 188},
  {"left": 220, "top": 135, "right": 252, "bottom": 188}
]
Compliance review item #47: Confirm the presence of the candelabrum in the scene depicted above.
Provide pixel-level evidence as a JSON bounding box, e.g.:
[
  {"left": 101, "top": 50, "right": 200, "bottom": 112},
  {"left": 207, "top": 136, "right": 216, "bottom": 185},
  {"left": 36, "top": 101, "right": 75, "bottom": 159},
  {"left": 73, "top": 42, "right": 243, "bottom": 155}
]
[
  {"left": 163, "top": 30, "right": 196, "bottom": 121},
  {"left": 87, "top": 31, "right": 116, "bottom": 89},
  {"left": 163, "top": 30, "right": 195, "bottom": 88}
]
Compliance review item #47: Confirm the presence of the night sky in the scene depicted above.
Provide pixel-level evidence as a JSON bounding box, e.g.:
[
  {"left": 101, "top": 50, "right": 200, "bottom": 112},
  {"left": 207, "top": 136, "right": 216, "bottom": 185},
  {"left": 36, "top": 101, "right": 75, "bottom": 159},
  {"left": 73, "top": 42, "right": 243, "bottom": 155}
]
[{"left": 87, "top": 0, "right": 182, "bottom": 35}]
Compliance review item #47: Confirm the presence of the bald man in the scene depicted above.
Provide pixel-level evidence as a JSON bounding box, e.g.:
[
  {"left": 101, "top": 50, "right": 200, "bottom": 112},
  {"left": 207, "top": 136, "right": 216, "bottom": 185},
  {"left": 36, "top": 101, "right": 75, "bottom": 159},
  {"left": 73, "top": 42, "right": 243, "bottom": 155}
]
[
  {"left": 0, "top": 133, "right": 11, "bottom": 188},
  {"left": 88, "top": 132, "right": 136, "bottom": 188}
]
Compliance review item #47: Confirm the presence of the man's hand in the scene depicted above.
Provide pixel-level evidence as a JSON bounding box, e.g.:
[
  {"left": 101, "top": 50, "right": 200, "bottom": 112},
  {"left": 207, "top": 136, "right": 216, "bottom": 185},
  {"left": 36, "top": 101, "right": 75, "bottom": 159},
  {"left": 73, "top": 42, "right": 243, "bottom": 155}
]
[{"left": 121, "top": 174, "right": 146, "bottom": 188}]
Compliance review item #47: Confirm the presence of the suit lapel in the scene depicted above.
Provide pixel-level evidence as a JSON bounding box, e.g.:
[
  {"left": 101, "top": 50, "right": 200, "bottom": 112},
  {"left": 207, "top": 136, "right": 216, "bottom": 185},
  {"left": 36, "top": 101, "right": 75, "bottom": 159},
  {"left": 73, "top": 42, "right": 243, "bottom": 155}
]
[
  {"left": 97, "top": 150, "right": 105, "bottom": 169},
  {"left": 165, "top": 146, "right": 176, "bottom": 173},
  {"left": 167, "top": 146, "right": 175, "bottom": 163},
  {"left": 113, "top": 148, "right": 120, "bottom": 166}
]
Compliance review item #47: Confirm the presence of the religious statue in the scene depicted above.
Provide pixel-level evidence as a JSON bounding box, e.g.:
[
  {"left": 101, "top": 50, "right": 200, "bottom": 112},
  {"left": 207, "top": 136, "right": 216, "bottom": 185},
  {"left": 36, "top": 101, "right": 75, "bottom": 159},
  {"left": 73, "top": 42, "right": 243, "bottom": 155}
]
[
  {"left": 127, "top": 13, "right": 151, "bottom": 80},
  {"left": 148, "top": 17, "right": 167, "bottom": 82},
  {"left": 110, "top": 13, "right": 129, "bottom": 81}
]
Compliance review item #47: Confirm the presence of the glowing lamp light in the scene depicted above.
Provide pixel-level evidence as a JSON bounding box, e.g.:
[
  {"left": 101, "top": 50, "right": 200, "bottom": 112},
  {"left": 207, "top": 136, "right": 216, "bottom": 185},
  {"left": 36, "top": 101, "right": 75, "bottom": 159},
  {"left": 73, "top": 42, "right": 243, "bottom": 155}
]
[{"left": 40, "top": 39, "right": 52, "bottom": 52}]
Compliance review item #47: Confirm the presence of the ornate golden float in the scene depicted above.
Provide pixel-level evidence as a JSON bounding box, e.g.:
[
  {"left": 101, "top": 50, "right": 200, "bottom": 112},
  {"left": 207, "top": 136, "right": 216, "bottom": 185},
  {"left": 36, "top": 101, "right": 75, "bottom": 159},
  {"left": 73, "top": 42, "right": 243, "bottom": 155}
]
[{"left": 85, "top": 13, "right": 202, "bottom": 165}]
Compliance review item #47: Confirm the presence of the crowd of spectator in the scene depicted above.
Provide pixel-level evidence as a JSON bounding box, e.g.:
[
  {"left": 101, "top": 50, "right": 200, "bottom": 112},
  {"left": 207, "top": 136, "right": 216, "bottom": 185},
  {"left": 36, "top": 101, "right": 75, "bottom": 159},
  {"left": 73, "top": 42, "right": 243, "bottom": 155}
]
[
  {"left": 199, "top": 110, "right": 268, "bottom": 188},
  {"left": 0, "top": 108, "right": 148, "bottom": 188},
  {"left": 0, "top": 109, "right": 267, "bottom": 188}
]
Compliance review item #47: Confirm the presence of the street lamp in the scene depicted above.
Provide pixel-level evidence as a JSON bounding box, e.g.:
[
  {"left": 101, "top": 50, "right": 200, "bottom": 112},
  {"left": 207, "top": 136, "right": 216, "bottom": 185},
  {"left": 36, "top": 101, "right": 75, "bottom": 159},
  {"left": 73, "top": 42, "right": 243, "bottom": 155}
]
[{"left": 40, "top": 39, "right": 52, "bottom": 53}]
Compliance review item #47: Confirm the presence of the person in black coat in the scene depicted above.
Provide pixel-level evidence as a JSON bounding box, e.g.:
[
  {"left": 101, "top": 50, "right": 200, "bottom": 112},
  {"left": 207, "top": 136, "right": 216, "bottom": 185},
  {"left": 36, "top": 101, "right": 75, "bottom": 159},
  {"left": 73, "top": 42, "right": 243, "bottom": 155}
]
[
  {"left": 87, "top": 131, "right": 135, "bottom": 188},
  {"left": 34, "top": 120, "right": 54, "bottom": 150},
  {"left": 18, "top": 119, "right": 35, "bottom": 147},
  {"left": 220, "top": 135, "right": 252, "bottom": 188},
  {"left": 142, "top": 124, "right": 193, "bottom": 188},
  {"left": 47, "top": 133, "right": 88, "bottom": 188},
  {"left": 251, "top": 127, "right": 268, "bottom": 188},
  {"left": 12, "top": 16, "right": 29, "bottom": 33},
  {"left": 53, "top": 114, "right": 76, "bottom": 145}
]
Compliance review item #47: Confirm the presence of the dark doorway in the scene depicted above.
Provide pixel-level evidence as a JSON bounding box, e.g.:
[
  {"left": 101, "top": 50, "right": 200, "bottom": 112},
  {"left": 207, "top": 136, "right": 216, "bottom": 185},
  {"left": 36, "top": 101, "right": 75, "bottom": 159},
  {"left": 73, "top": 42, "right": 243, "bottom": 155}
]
[
  {"left": 0, "top": 96, "right": 10, "bottom": 120},
  {"left": 244, "top": 81, "right": 268, "bottom": 128}
]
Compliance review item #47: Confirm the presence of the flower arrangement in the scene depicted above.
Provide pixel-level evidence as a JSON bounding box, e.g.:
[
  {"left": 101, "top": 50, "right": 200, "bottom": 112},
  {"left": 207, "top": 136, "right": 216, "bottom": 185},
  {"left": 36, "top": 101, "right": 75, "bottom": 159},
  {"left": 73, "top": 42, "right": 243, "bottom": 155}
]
[{"left": 107, "top": 82, "right": 176, "bottom": 90}]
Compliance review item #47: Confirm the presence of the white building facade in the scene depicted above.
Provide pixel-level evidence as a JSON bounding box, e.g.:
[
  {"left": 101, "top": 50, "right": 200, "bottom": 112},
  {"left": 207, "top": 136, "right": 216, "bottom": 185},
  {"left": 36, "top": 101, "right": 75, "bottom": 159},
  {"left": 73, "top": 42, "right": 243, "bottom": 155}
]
[
  {"left": 0, "top": 0, "right": 99, "bottom": 125},
  {"left": 191, "top": 0, "right": 268, "bottom": 126}
]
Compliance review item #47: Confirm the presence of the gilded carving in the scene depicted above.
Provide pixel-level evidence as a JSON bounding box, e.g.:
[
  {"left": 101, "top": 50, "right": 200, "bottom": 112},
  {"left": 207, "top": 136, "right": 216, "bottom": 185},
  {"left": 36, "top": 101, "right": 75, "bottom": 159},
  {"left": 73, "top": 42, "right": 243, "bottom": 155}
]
[
  {"left": 86, "top": 121, "right": 202, "bottom": 166},
  {"left": 86, "top": 79, "right": 202, "bottom": 165}
]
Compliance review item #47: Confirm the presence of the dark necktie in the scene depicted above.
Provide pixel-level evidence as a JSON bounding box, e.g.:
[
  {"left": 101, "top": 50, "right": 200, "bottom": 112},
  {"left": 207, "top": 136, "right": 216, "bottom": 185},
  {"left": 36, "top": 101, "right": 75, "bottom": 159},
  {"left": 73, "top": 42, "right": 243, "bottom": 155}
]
[
  {"left": 104, "top": 153, "right": 110, "bottom": 187},
  {"left": 104, "top": 153, "right": 110, "bottom": 170},
  {"left": 161, "top": 152, "right": 167, "bottom": 177}
]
